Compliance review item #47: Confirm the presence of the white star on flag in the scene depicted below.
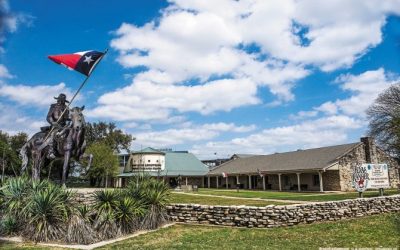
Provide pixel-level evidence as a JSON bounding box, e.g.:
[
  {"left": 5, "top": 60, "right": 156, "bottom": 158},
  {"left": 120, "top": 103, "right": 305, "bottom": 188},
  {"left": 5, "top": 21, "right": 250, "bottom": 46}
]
[{"left": 83, "top": 55, "right": 94, "bottom": 64}]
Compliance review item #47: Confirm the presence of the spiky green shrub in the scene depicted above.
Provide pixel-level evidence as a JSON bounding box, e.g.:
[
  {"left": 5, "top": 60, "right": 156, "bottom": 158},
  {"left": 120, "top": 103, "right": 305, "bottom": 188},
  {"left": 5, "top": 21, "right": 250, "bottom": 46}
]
[
  {"left": 94, "top": 210, "right": 120, "bottom": 240},
  {"left": 139, "top": 178, "right": 171, "bottom": 229},
  {"left": 23, "top": 183, "right": 72, "bottom": 242},
  {"left": 115, "top": 197, "right": 146, "bottom": 234},
  {"left": 126, "top": 174, "right": 170, "bottom": 230},
  {"left": 0, "top": 214, "right": 18, "bottom": 236},
  {"left": 1, "top": 176, "right": 30, "bottom": 217},
  {"left": 92, "top": 189, "right": 120, "bottom": 214},
  {"left": 66, "top": 205, "right": 98, "bottom": 244}
]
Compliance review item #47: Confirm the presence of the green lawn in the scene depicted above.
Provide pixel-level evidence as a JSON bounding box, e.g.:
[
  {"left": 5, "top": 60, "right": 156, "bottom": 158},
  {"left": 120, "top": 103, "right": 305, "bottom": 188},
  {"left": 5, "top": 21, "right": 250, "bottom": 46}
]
[
  {"left": 2, "top": 214, "right": 399, "bottom": 249},
  {"left": 99, "top": 213, "right": 400, "bottom": 250},
  {"left": 194, "top": 188, "right": 400, "bottom": 201},
  {"left": 169, "top": 192, "right": 288, "bottom": 206},
  {"left": 0, "top": 241, "right": 63, "bottom": 249}
]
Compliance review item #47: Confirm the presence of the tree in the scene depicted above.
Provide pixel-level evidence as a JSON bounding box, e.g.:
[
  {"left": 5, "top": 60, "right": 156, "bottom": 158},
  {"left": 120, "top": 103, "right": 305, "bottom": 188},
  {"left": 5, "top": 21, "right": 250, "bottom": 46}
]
[
  {"left": 85, "top": 122, "right": 134, "bottom": 153},
  {"left": 85, "top": 142, "right": 119, "bottom": 187},
  {"left": 0, "top": 131, "right": 28, "bottom": 178},
  {"left": 367, "top": 84, "right": 400, "bottom": 155}
]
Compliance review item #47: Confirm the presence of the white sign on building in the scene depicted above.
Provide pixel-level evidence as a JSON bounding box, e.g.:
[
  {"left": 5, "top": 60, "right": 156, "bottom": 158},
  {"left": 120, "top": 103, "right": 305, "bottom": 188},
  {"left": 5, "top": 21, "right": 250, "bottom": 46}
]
[{"left": 352, "top": 164, "right": 390, "bottom": 191}]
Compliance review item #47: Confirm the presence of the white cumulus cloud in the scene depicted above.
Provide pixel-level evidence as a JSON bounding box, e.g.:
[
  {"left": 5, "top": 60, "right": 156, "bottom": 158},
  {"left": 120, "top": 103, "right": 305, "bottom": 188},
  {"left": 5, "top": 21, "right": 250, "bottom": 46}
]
[
  {"left": 94, "top": 0, "right": 400, "bottom": 123},
  {"left": 0, "top": 82, "right": 77, "bottom": 107},
  {"left": 191, "top": 115, "right": 363, "bottom": 159},
  {"left": 133, "top": 122, "right": 256, "bottom": 147}
]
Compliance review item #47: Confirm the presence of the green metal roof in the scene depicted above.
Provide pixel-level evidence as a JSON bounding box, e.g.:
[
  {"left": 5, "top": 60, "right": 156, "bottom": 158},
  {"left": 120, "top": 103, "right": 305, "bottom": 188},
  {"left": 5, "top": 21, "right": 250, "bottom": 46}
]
[
  {"left": 133, "top": 147, "right": 164, "bottom": 154},
  {"left": 119, "top": 151, "right": 208, "bottom": 177}
]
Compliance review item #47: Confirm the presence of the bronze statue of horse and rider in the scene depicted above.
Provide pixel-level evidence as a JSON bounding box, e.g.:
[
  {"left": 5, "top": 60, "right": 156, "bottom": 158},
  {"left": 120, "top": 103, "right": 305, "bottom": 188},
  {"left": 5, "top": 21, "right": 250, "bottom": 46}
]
[{"left": 20, "top": 93, "right": 92, "bottom": 186}]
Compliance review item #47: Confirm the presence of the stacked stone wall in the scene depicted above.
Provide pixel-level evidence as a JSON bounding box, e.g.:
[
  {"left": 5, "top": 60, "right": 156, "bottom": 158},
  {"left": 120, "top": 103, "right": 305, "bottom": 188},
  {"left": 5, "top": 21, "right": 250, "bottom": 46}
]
[
  {"left": 167, "top": 195, "right": 400, "bottom": 228},
  {"left": 322, "top": 170, "right": 341, "bottom": 191}
]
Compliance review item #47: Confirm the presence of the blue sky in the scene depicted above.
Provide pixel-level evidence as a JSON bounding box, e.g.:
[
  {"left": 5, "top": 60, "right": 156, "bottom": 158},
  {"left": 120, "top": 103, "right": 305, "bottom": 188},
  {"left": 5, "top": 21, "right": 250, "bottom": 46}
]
[{"left": 1, "top": 0, "right": 400, "bottom": 159}]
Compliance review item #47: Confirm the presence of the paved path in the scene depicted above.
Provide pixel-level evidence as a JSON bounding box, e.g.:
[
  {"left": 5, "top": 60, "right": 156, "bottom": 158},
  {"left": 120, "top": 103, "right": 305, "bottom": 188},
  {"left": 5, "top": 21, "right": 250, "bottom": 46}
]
[{"left": 172, "top": 191, "right": 312, "bottom": 204}]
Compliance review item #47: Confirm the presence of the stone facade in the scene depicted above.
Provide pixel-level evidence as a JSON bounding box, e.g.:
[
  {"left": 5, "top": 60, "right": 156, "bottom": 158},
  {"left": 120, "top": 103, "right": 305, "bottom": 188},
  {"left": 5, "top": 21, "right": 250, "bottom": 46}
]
[
  {"left": 322, "top": 170, "right": 341, "bottom": 191},
  {"left": 167, "top": 195, "right": 400, "bottom": 228},
  {"left": 337, "top": 137, "right": 400, "bottom": 191}
]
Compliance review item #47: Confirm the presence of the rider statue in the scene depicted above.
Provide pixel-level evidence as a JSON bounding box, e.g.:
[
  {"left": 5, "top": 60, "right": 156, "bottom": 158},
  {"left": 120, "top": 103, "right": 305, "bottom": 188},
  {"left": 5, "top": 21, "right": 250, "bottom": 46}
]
[{"left": 45, "top": 93, "right": 70, "bottom": 159}]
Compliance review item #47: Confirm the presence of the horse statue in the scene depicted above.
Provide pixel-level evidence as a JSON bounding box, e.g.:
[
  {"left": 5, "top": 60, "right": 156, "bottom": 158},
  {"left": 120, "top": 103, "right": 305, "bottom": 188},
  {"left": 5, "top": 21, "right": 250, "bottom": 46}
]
[{"left": 20, "top": 106, "right": 92, "bottom": 186}]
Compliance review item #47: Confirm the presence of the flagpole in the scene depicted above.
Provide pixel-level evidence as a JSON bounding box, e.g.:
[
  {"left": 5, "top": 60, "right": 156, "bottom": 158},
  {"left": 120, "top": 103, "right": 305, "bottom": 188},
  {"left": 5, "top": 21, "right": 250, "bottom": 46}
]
[{"left": 43, "top": 48, "right": 108, "bottom": 142}]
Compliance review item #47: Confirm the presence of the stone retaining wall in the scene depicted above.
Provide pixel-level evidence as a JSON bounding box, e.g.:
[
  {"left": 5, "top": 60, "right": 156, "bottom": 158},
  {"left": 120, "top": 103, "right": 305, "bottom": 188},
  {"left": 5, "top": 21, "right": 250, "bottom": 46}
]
[{"left": 166, "top": 195, "right": 400, "bottom": 228}]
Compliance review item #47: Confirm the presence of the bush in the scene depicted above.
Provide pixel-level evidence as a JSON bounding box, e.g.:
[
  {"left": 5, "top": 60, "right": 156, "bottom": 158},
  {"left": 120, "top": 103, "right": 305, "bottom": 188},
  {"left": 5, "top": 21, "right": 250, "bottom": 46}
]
[
  {"left": 115, "top": 197, "right": 145, "bottom": 234},
  {"left": 0, "top": 214, "right": 18, "bottom": 236},
  {"left": 124, "top": 174, "right": 171, "bottom": 229},
  {"left": 23, "top": 183, "right": 72, "bottom": 242},
  {"left": 66, "top": 205, "right": 98, "bottom": 244},
  {"left": 0, "top": 175, "right": 170, "bottom": 244},
  {"left": 1, "top": 176, "right": 30, "bottom": 218}
]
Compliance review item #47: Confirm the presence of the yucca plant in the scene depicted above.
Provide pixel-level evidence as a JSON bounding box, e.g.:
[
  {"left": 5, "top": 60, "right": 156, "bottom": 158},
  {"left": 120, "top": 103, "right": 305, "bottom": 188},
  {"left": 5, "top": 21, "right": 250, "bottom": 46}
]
[
  {"left": 1, "top": 176, "right": 30, "bottom": 218},
  {"left": 92, "top": 189, "right": 120, "bottom": 215},
  {"left": 115, "top": 197, "right": 146, "bottom": 234},
  {"left": 125, "top": 174, "right": 151, "bottom": 199},
  {"left": 139, "top": 178, "right": 171, "bottom": 230},
  {"left": 94, "top": 210, "right": 120, "bottom": 240},
  {"left": 0, "top": 214, "right": 18, "bottom": 236},
  {"left": 66, "top": 205, "right": 98, "bottom": 244},
  {"left": 23, "top": 183, "right": 71, "bottom": 242}
]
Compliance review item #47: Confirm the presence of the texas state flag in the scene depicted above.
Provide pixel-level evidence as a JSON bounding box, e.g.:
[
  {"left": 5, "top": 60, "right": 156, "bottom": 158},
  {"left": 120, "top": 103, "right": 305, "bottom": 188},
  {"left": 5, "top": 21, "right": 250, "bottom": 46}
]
[{"left": 48, "top": 50, "right": 105, "bottom": 76}]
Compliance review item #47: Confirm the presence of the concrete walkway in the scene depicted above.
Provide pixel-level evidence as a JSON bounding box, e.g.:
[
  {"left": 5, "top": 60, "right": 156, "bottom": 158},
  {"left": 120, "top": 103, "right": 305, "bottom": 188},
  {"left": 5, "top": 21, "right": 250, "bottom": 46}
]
[{"left": 172, "top": 191, "right": 312, "bottom": 204}]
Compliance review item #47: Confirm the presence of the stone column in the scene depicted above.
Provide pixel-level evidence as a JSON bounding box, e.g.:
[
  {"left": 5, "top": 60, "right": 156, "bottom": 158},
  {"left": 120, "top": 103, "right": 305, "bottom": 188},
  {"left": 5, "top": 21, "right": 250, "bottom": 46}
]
[
  {"left": 216, "top": 176, "right": 219, "bottom": 189},
  {"left": 278, "top": 174, "right": 282, "bottom": 191},
  {"left": 185, "top": 177, "right": 188, "bottom": 186},
  {"left": 319, "top": 171, "right": 324, "bottom": 192},
  {"left": 249, "top": 175, "right": 251, "bottom": 189},
  {"left": 262, "top": 175, "right": 266, "bottom": 190},
  {"left": 207, "top": 176, "right": 211, "bottom": 188},
  {"left": 236, "top": 175, "right": 240, "bottom": 188},
  {"left": 297, "top": 173, "right": 301, "bottom": 192}
]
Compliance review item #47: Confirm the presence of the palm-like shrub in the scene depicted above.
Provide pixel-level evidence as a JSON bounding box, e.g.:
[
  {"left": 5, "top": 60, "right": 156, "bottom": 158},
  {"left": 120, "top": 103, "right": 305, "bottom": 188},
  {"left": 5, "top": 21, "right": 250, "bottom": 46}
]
[
  {"left": 115, "top": 197, "right": 146, "bottom": 234},
  {"left": 1, "top": 176, "right": 171, "bottom": 244},
  {"left": 1, "top": 176, "right": 30, "bottom": 217},
  {"left": 92, "top": 189, "right": 120, "bottom": 214},
  {"left": 139, "top": 178, "right": 171, "bottom": 229},
  {"left": 0, "top": 214, "right": 18, "bottom": 236},
  {"left": 23, "top": 183, "right": 72, "bottom": 242},
  {"left": 66, "top": 205, "right": 97, "bottom": 244},
  {"left": 94, "top": 210, "right": 120, "bottom": 239}
]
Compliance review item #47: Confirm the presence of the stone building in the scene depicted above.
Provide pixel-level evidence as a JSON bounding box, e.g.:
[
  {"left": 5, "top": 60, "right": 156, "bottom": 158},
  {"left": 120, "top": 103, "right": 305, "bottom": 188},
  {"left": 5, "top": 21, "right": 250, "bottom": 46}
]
[
  {"left": 117, "top": 147, "right": 208, "bottom": 188},
  {"left": 207, "top": 137, "right": 400, "bottom": 191}
]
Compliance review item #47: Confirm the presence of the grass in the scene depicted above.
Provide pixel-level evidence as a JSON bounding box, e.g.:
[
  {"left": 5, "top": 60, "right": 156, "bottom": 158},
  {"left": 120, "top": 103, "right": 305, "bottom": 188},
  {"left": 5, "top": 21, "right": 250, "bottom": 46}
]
[
  {"left": 99, "top": 213, "right": 400, "bottom": 250},
  {"left": 2, "top": 213, "right": 399, "bottom": 249},
  {"left": 0, "top": 241, "right": 63, "bottom": 249},
  {"left": 194, "top": 188, "right": 400, "bottom": 202},
  {"left": 169, "top": 193, "right": 288, "bottom": 206}
]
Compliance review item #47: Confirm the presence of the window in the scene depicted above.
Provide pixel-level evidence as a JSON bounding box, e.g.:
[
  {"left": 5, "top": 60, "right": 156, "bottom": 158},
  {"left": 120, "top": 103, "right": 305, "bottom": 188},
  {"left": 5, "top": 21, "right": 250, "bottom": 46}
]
[
  {"left": 313, "top": 175, "right": 320, "bottom": 186},
  {"left": 148, "top": 160, "right": 151, "bottom": 163}
]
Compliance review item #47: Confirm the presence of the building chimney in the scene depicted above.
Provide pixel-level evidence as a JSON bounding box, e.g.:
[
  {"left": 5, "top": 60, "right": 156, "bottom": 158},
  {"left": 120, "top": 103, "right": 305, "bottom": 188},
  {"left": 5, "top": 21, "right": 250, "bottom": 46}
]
[{"left": 360, "top": 137, "right": 377, "bottom": 163}]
